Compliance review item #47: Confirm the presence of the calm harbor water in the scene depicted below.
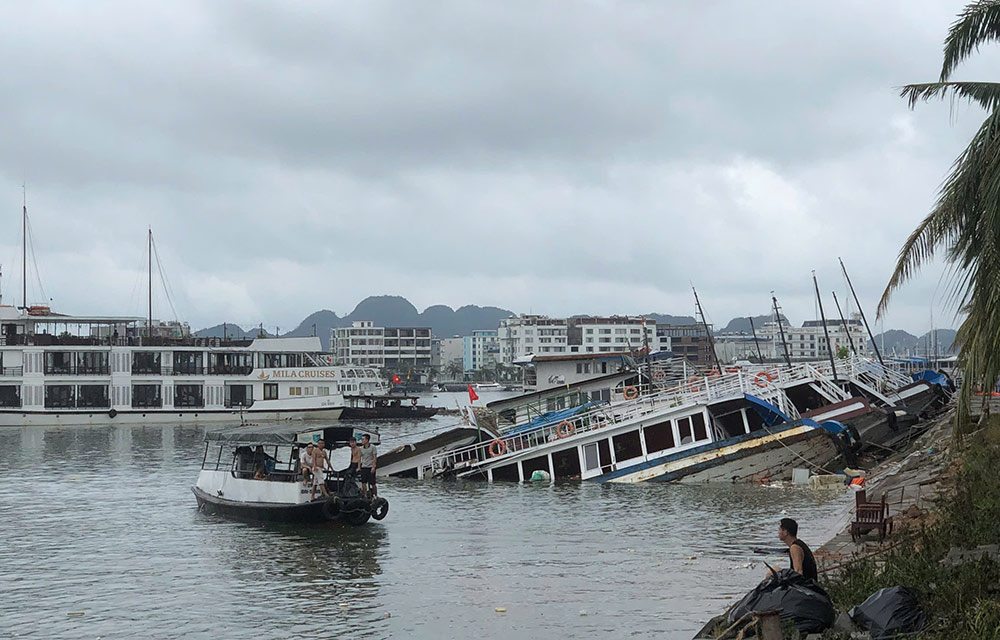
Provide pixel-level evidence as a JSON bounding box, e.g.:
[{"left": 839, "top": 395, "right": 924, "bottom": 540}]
[{"left": 0, "top": 393, "right": 854, "bottom": 639}]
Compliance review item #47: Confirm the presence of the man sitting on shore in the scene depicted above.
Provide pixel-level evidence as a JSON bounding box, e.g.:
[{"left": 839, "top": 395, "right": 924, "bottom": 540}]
[{"left": 772, "top": 517, "right": 818, "bottom": 580}]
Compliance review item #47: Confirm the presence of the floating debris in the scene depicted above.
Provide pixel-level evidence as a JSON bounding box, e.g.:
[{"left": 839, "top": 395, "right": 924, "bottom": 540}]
[{"left": 494, "top": 607, "right": 507, "bottom": 613}]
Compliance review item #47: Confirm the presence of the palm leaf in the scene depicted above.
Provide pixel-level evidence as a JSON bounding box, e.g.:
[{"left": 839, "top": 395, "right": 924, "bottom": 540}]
[
  {"left": 941, "top": 0, "right": 1000, "bottom": 81},
  {"left": 900, "top": 81, "right": 1000, "bottom": 112}
]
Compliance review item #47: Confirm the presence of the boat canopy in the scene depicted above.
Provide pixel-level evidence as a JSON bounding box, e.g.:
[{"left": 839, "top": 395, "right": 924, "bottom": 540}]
[{"left": 205, "top": 424, "right": 380, "bottom": 447}]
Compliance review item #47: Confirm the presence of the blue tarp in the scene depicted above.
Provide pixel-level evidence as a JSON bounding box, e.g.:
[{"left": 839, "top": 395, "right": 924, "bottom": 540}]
[
  {"left": 745, "top": 394, "right": 790, "bottom": 426},
  {"left": 912, "top": 369, "right": 949, "bottom": 388},
  {"left": 505, "top": 402, "right": 599, "bottom": 436}
]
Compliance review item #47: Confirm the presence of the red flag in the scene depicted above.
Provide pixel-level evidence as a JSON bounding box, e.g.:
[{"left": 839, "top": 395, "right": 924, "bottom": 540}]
[
  {"left": 392, "top": 374, "right": 401, "bottom": 384},
  {"left": 467, "top": 384, "right": 479, "bottom": 402}
]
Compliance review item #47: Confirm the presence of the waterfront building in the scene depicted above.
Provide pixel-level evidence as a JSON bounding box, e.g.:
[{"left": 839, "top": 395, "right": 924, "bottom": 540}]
[
  {"left": 497, "top": 315, "right": 660, "bottom": 364},
  {"left": 330, "top": 321, "right": 433, "bottom": 368},
  {"left": 439, "top": 337, "right": 464, "bottom": 372},
  {"left": 463, "top": 329, "right": 499, "bottom": 372},
  {"left": 714, "top": 317, "right": 868, "bottom": 363},
  {"left": 656, "top": 324, "right": 711, "bottom": 364}
]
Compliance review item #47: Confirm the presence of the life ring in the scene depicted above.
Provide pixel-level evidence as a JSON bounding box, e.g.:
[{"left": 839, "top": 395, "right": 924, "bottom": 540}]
[
  {"left": 411, "top": 398, "right": 418, "bottom": 406},
  {"left": 556, "top": 421, "right": 575, "bottom": 438},
  {"left": 489, "top": 439, "right": 508, "bottom": 457},
  {"left": 653, "top": 370, "right": 666, "bottom": 382},
  {"left": 108, "top": 409, "right": 117, "bottom": 419},
  {"left": 725, "top": 367, "right": 739, "bottom": 374},
  {"left": 754, "top": 371, "right": 773, "bottom": 388},
  {"left": 322, "top": 499, "right": 341, "bottom": 521},
  {"left": 623, "top": 386, "right": 639, "bottom": 400},
  {"left": 686, "top": 376, "right": 703, "bottom": 392},
  {"left": 371, "top": 497, "right": 389, "bottom": 521}
]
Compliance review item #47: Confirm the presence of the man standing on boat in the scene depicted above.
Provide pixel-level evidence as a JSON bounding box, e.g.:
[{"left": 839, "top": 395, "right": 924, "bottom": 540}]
[
  {"left": 300, "top": 443, "right": 315, "bottom": 486},
  {"left": 360, "top": 434, "right": 377, "bottom": 499},
  {"left": 774, "top": 518, "right": 818, "bottom": 580},
  {"left": 311, "top": 439, "right": 332, "bottom": 501}
]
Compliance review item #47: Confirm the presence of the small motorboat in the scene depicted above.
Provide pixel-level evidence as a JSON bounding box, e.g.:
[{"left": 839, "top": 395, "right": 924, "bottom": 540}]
[{"left": 192, "top": 424, "right": 389, "bottom": 526}]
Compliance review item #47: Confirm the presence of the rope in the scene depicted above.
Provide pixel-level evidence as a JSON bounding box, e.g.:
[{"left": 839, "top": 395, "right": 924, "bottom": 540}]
[{"left": 760, "top": 424, "right": 839, "bottom": 476}]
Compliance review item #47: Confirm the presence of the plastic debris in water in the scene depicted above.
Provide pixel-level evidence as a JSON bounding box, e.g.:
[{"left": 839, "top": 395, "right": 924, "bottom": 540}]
[{"left": 495, "top": 607, "right": 507, "bottom": 613}]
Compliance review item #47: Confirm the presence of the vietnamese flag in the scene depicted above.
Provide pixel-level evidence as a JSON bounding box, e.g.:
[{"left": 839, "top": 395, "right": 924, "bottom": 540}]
[
  {"left": 392, "top": 374, "right": 401, "bottom": 384},
  {"left": 467, "top": 384, "right": 479, "bottom": 403}
]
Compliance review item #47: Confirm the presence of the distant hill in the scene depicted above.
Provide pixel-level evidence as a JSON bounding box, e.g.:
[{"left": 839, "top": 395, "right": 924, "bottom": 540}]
[
  {"left": 869, "top": 329, "right": 957, "bottom": 357},
  {"left": 194, "top": 323, "right": 272, "bottom": 339},
  {"left": 719, "top": 313, "right": 790, "bottom": 335},
  {"left": 644, "top": 313, "right": 697, "bottom": 326},
  {"left": 195, "top": 296, "right": 515, "bottom": 350}
]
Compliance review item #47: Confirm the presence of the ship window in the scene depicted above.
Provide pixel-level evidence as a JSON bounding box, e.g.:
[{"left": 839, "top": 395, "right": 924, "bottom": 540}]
[
  {"left": 133, "top": 384, "right": 162, "bottom": 408},
  {"left": 552, "top": 448, "right": 581, "bottom": 479},
  {"left": 492, "top": 463, "right": 520, "bottom": 482},
  {"left": 304, "top": 387, "right": 313, "bottom": 396},
  {"left": 583, "top": 442, "right": 599, "bottom": 471},
  {"left": 289, "top": 387, "right": 301, "bottom": 396},
  {"left": 521, "top": 455, "right": 549, "bottom": 479},
  {"left": 612, "top": 430, "right": 642, "bottom": 462},
  {"left": 318, "top": 386, "right": 329, "bottom": 396},
  {"left": 692, "top": 413, "right": 708, "bottom": 441},
  {"left": 677, "top": 417, "right": 694, "bottom": 445},
  {"left": 643, "top": 420, "right": 675, "bottom": 453},
  {"left": 175, "top": 384, "right": 205, "bottom": 408},
  {"left": 263, "top": 383, "right": 278, "bottom": 400}
]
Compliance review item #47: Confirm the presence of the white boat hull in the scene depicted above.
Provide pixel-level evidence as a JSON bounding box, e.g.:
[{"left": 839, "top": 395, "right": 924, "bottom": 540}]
[{"left": 0, "top": 406, "right": 343, "bottom": 427}]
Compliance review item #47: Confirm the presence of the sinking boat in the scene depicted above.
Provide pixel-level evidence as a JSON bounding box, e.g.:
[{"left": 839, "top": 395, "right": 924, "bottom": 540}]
[
  {"left": 430, "top": 357, "right": 929, "bottom": 484},
  {"left": 192, "top": 424, "right": 389, "bottom": 525}
]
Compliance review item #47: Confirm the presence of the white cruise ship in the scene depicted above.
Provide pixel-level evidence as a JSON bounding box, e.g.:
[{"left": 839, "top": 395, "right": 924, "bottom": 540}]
[{"left": 0, "top": 305, "right": 387, "bottom": 426}]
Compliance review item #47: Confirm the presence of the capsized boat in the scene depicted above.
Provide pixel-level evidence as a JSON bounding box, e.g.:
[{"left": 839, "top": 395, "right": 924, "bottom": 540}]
[{"left": 192, "top": 424, "right": 389, "bottom": 525}]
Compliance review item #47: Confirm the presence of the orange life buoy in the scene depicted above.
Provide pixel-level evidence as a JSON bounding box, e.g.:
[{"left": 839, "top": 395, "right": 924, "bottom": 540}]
[
  {"left": 725, "top": 367, "right": 739, "bottom": 374},
  {"left": 754, "top": 371, "right": 773, "bottom": 388},
  {"left": 556, "top": 421, "right": 575, "bottom": 438},
  {"left": 686, "top": 376, "right": 703, "bottom": 392},
  {"left": 623, "top": 386, "right": 639, "bottom": 400},
  {"left": 653, "top": 370, "right": 666, "bottom": 382},
  {"left": 488, "top": 439, "right": 507, "bottom": 458}
]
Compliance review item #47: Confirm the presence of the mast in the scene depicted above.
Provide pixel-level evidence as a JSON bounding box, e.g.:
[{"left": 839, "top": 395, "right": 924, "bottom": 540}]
[
  {"left": 147, "top": 228, "right": 153, "bottom": 338},
  {"left": 772, "top": 295, "right": 792, "bottom": 367},
  {"left": 22, "top": 189, "right": 27, "bottom": 311},
  {"left": 831, "top": 290, "right": 858, "bottom": 355},
  {"left": 748, "top": 316, "right": 763, "bottom": 363},
  {"left": 692, "top": 286, "right": 721, "bottom": 372},
  {"left": 812, "top": 271, "right": 838, "bottom": 382},
  {"left": 839, "top": 257, "right": 884, "bottom": 367}
]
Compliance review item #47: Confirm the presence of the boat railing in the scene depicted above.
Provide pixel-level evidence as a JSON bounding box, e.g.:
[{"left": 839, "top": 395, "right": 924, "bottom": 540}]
[
  {"left": 0, "top": 366, "right": 23, "bottom": 377},
  {"left": 436, "top": 357, "right": 898, "bottom": 471}
]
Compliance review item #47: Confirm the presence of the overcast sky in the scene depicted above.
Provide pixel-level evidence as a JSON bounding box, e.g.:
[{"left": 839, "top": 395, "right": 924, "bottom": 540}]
[{"left": 2, "top": 1, "right": 995, "bottom": 334}]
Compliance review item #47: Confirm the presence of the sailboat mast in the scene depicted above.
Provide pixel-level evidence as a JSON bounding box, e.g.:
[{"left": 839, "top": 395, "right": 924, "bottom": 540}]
[
  {"left": 772, "top": 295, "right": 792, "bottom": 367},
  {"left": 748, "top": 316, "right": 764, "bottom": 363},
  {"left": 692, "top": 286, "right": 721, "bottom": 372},
  {"left": 22, "top": 191, "right": 27, "bottom": 311},
  {"left": 839, "top": 257, "right": 884, "bottom": 367},
  {"left": 812, "top": 272, "right": 838, "bottom": 382},
  {"left": 831, "top": 290, "right": 858, "bottom": 355},
  {"left": 148, "top": 228, "right": 152, "bottom": 337}
]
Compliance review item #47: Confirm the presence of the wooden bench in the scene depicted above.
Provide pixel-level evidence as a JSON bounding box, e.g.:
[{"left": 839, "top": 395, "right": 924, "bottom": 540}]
[{"left": 851, "top": 490, "right": 893, "bottom": 543}]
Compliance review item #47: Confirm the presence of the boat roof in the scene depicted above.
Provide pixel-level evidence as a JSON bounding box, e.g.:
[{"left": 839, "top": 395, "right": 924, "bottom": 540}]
[{"left": 205, "top": 423, "right": 380, "bottom": 446}]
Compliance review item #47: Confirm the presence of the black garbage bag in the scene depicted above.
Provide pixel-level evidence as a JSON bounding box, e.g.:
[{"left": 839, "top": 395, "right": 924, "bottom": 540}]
[
  {"left": 849, "top": 586, "right": 928, "bottom": 638},
  {"left": 727, "top": 568, "right": 835, "bottom": 633}
]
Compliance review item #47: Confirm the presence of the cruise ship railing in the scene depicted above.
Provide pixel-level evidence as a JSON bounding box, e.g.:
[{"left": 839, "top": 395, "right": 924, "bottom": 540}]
[
  {"left": 0, "top": 367, "right": 23, "bottom": 376},
  {"left": 42, "top": 365, "right": 112, "bottom": 376}
]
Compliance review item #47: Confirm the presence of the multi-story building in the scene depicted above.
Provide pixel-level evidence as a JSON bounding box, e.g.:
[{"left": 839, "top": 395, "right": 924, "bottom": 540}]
[
  {"left": 331, "top": 321, "right": 385, "bottom": 367},
  {"left": 439, "top": 337, "right": 464, "bottom": 373},
  {"left": 656, "top": 324, "right": 712, "bottom": 364},
  {"left": 714, "top": 317, "right": 868, "bottom": 363},
  {"left": 331, "top": 322, "right": 433, "bottom": 368},
  {"left": 497, "top": 315, "right": 659, "bottom": 364},
  {"left": 463, "top": 329, "right": 500, "bottom": 372}
]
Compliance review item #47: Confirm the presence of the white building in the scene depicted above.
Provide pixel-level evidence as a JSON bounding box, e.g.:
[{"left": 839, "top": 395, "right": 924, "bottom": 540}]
[
  {"left": 715, "top": 317, "right": 868, "bottom": 362},
  {"left": 439, "top": 337, "right": 464, "bottom": 372},
  {"left": 497, "top": 315, "right": 661, "bottom": 364},
  {"left": 464, "top": 329, "right": 499, "bottom": 371},
  {"left": 331, "top": 321, "right": 433, "bottom": 368}
]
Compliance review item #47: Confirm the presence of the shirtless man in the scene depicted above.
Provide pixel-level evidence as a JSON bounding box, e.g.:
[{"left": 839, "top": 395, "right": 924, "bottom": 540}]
[
  {"left": 346, "top": 438, "right": 362, "bottom": 480},
  {"left": 311, "top": 439, "right": 332, "bottom": 500}
]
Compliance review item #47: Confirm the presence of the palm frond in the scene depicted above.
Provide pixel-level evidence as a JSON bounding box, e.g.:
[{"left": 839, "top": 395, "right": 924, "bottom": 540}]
[
  {"left": 900, "top": 81, "right": 1000, "bottom": 112},
  {"left": 941, "top": 0, "right": 1000, "bottom": 81}
]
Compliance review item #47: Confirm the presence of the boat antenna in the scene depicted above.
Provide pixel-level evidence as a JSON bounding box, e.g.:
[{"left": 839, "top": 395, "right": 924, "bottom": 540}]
[
  {"left": 831, "top": 290, "right": 857, "bottom": 356},
  {"left": 838, "top": 257, "right": 884, "bottom": 367},
  {"left": 812, "top": 271, "right": 839, "bottom": 382},
  {"left": 771, "top": 294, "right": 792, "bottom": 367},
  {"left": 692, "top": 286, "right": 721, "bottom": 373},
  {"left": 748, "top": 316, "right": 763, "bottom": 363}
]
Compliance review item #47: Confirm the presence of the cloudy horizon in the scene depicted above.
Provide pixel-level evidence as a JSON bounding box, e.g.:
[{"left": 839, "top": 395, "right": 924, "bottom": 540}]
[{"left": 2, "top": 1, "right": 994, "bottom": 334}]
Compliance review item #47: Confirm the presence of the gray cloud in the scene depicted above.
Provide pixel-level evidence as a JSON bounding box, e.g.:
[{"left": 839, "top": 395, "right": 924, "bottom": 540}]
[{"left": 0, "top": 0, "right": 994, "bottom": 333}]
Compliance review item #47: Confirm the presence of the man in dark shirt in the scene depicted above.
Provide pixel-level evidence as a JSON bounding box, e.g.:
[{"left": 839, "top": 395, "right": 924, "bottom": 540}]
[{"left": 776, "top": 517, "right": 818, "bottom": 580}]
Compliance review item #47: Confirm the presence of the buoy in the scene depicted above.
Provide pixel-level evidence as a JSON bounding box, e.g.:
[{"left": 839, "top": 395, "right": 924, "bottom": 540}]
[
  {"left": 495, "top": 607, "right": 507, "bottom": 613},
  {"left": 530, "top": 470, "right": 551, "bottom": 482}
]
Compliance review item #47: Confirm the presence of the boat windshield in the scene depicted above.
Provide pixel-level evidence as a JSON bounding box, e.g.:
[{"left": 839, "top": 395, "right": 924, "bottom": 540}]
[{"left": 201, "top": 443, "right": 301, "bottom": 481}]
